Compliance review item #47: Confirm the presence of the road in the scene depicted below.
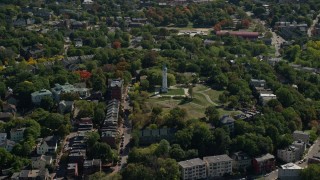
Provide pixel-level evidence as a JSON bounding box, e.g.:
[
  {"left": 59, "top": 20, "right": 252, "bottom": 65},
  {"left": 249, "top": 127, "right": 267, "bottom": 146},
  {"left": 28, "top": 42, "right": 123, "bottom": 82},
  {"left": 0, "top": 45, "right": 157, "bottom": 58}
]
[
  {"left": 308, "top": 14, "right": 320, "bottom": 37},
  {"left": 298, "top": 138, "right": 320, "bottom": 168}
]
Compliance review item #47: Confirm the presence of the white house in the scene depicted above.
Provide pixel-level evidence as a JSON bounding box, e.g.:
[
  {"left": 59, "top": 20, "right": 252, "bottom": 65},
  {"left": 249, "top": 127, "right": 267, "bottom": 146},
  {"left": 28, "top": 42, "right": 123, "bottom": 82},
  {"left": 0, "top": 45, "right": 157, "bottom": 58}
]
[
  {"left": 31, "top": 155, "right": 53, "bottom": 169},
  {"left": 278, "top": 163, "right": 302, "bottom": 180},
  {"left": 203, "top": 154, "right": 233, "bottom": 178},
  {"left": 37, "top": 136, "right": 58, "bottom": 155},
  {"left": 178, "top": 158, "right": 207, "bottom": 180},
  {"left": 10, "top": 128, "right": 25, "bottom": 142}
]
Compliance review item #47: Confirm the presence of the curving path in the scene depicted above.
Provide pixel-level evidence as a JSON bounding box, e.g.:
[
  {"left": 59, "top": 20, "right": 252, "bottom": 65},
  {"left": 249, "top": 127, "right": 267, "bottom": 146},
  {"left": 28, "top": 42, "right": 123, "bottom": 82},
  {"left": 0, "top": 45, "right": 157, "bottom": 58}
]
[{"left": 196, "top": 88, "right": 218, "bottom": 106}]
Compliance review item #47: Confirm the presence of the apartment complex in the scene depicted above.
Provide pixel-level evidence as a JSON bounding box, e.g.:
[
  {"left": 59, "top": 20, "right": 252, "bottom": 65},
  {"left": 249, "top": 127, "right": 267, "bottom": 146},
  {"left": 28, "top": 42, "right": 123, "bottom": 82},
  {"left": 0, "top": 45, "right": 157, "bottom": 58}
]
[
  {"left": 278, "top": 163, "right": 302, "bottom": 180},
  {"left": 292, "top": 131, "right": 310, "bottom": 144},
  {"left": 178, "top": 158, "right": 207, "bottom": 180},
  {"left": 203, "top": 154, "right": 233, "bottom": 178}
]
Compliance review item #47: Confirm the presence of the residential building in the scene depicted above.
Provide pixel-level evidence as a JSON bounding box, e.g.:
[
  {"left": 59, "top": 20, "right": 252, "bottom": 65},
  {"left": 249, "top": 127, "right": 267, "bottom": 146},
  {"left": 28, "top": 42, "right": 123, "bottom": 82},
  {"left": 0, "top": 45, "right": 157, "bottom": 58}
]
[
  {"left": 231, "top": 151, "right": 251, "bottom": 171},
  {"left": 278, "top": 163, "right": 302, "bottom": 180},
  {"left": 250, "top": 79, "right": 266, "bottom": 88},
  {"left": 58, "top": 100, "right": 74, "bottom": 114},
  {"left": 203, "top": 154, "right": 233, "bottom": 178},
  {"left": 178, "top": 158, "right": 207, "bottom": 180},
  {"left": 31, "top": 155, "right": 53, "bottom": 169},
  {"left": 51, "top": 83, "right": 90, "bottom": 102},
  {"left": 67, "top": 163, "right": 78, "bottom": 177},
  {"left": 0, "top": 133, "right": 7, "bottom": 143},
  {"left": 0, "top": 112, "right": 13, "bottom": 122},
  {"left": 107, "top": 79, "right": 124, "bottom": 101},
  {"left": 74, "top": 38, "right": 83, "bottom": 47},
  {"left": 293, "top": 131, "right": 310, "bottom": 144},
  {"left": 277, "top": 146, "right": 299, "bottom": 163},
  {"left": 31, "top": 89, "right": 53, "bottom": 105},
  {"left": 11, "top": 169, "right": 50, "bottom": 180},
  {"left": 2, "top": 103, "right": 17, "bottom": 114},
  {"left": 292, "top": 140, "right": 306, "bottom": 157},
  {"left": 219, "top": 115, "right": 235, "bottom": 133},
  {"left": 0, "top": 139, "right": 16, "bottom": 152},
  {"left": 10, "top": 128, "right": 25, "bottom": 142},
  {"left": 252, "top": 153, "right": 275, "bottom": 174},
  {"left": 259, "top": 93, "right": 277, "bottom": 105},
  {"left": 83, "top": 159, "right": 101, "bottom": 175},
  {"left": 309, "top": 152, "right": 320, "bottom": 164},
  {"left": 37, "top": 136, "right": 58, "bottom": 155},
  {"left": 68, "top": 150, "right": 86, "bottom": 165}
]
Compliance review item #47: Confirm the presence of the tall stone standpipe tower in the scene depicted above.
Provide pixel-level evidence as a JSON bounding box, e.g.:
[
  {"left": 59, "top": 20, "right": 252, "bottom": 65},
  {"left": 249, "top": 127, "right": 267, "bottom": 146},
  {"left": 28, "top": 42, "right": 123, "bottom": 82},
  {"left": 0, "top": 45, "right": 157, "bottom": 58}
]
[{"left": 161, "top": 65, "right": 168, "bottom": 93}]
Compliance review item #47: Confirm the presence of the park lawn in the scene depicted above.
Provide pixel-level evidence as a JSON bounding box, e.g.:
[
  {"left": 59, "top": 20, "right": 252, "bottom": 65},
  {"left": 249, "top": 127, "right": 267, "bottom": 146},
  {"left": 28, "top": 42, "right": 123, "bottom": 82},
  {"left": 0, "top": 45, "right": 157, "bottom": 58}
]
[
  {"left": 192, "top": 93, "right": 210, "bottom": 106},
  {"left": 164, "top": 88, "right": 185, "bottom": 96},
  {"left": 193, "top": 84, "right": 209, "bottom": 92},
  {"left": 202, "top": 89, "right": 224, "bottom": 104},
  {"left": 146, "top": 84, "right": 240, "bottom": 120}
]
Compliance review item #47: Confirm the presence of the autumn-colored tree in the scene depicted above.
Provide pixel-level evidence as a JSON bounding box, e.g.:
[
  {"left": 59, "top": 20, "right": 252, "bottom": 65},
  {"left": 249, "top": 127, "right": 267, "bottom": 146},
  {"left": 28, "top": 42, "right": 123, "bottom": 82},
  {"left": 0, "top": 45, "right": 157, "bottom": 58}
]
[
  {"left": 241, "top": 19, "right": 251, "bottom": 29},
  {"left": 112, "top": 40, "right": 121, "bottom": 49}
]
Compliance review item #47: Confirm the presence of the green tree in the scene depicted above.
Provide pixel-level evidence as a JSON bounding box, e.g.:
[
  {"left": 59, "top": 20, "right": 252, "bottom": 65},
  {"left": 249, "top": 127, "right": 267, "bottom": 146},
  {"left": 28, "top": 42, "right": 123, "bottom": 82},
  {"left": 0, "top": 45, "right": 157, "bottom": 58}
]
[
  {"left": 300, "top": 164, "right": 320, "bottom": 180},
  {"left": 0, "top": 82, "right": 6, "bottom": 98},
  {"left": 156, "top": 158, "right": 180, "bottom": 180},
  {"left": 14, "top": 81, "right": 36, "bottom": 108},
  {"left": 122, "top": 163, "right": 154, "bottom": 180},
  {"left": 40, "top": 96, "right": 54, "bottom": 111},
  {"left": 93, "top": 108, "right": 105, "bottom": 126},
  {"left": 155, "top": 140, "right": 170, "bottom": 157},
  {"left": 276, "top": 88, "right": 295, "bottom": 107},
  {"left": 205, "top": 106, "right": 220, "bottom": 124}
]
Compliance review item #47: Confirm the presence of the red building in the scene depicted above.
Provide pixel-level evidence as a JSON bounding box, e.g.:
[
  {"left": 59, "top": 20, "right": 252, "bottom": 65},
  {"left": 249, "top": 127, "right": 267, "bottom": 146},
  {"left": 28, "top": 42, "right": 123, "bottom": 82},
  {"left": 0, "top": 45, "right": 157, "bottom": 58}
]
[
  {"left": 252, "top": 153, "right": 276, "bottom": 174},
  {"left": 216, "top": 31, "right": 259, "bottom": 39},
  {"left": 108, "top": 79, "right": 124, "bottom": 101}
]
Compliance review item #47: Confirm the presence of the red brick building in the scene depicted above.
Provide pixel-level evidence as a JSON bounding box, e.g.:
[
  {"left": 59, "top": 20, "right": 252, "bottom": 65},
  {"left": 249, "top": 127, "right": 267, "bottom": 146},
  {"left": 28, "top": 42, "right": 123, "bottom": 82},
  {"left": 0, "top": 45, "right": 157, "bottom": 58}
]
[
  {"left": 252, "top": 153, "right": 275, "bottom": 174},
  {"left": 216, "top": 31, "right": 259, "bottom": 39},
  {"left": 108, "top": 79, "right": 124, "bottom": 101}
]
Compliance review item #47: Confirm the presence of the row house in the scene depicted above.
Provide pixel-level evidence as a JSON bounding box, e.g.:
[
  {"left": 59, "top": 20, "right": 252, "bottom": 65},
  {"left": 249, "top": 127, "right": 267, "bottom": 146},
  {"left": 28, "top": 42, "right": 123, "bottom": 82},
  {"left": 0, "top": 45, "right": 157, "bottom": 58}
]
[
  {"left": 203, "top": 155, "right": 233, "bottom": 178},
  {"left": 178, "top": 154, "right": 233, "bottom": 180},
  {"left": 231, "top": 151, "right": 251, "bottom": 171},
  {"left": 100, "top": 99, "right": 120, "bottom": 148},
  {"left": 250, "top": 79, "right": 277, "bottom": 105},
  {"left": 178, "top": 158, "right": 207, "bottom": 180},
  {"left": 252, "top": 153, "right": 276, "bottom": 174}
]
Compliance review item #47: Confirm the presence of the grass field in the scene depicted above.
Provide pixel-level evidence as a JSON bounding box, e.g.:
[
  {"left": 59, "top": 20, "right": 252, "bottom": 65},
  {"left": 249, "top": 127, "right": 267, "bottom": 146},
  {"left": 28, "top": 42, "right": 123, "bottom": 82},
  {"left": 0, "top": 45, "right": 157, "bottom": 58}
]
[
  {"left": 163, "top": 88, "right": 185, "bottom": 96},
  {"left": 146, "top": 84, "right": 241, "bottom": 119}
]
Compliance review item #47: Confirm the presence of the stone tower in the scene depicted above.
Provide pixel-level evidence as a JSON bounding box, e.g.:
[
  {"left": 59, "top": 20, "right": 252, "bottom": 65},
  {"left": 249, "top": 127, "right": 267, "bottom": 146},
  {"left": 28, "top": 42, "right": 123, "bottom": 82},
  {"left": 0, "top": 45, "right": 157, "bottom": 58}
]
[{"left": 161, "top": 65, "right": 168, "bottom": 93}]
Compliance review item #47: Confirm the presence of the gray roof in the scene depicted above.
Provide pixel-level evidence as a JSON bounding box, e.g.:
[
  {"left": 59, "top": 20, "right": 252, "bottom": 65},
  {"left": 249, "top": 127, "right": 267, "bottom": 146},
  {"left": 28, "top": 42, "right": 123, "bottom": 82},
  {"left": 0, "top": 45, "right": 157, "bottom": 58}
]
[
  {"left": 109, "top": 79, "right": 123, "bottom": 88},
  {"left": 255, "top": 153, "right": 274, "bottom": 162},
  {"left": 178, "top": 158, "right": 205, "bottom": 168},
  {"left": 203, "top": 154, "right": 232, "bottom": 163},
  {"left": 220, "top": 115, "right": 235, "bottom": 124}
]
